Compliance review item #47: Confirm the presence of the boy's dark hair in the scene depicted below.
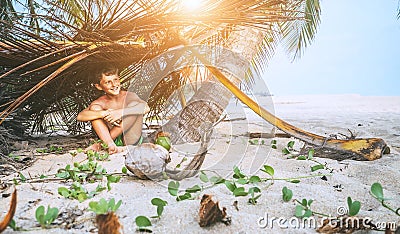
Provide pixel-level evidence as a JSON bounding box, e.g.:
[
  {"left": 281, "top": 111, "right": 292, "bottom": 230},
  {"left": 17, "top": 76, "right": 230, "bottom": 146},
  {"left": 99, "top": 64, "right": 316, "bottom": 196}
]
[{"left": 94, "top": 66, "right": 119, "bottom": 83}]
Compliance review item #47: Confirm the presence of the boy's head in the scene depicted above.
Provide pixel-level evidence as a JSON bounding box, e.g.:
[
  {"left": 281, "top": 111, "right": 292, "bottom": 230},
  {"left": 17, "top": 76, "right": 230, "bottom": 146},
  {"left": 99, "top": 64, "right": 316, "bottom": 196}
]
[
  {"left": 94, "top": 66, "right": 119, "bottom": 84},
  {"left": 93, "top": 66, "right": 121, "bottom": 95}
]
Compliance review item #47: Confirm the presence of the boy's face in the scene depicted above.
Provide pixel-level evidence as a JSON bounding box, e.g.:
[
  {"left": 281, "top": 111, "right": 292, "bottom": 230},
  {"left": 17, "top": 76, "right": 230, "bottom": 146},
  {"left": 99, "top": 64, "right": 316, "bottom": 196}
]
[{"left": 95, "top": 74, "right": 121, "bottom": 96}]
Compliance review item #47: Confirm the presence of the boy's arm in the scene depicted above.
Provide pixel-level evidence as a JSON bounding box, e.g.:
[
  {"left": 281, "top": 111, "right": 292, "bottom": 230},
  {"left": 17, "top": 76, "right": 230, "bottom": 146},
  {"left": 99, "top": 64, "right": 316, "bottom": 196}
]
[
  {"left": 104, "top": 95, "right": 150, "bottom": 123},
  {"left": 77, "top": 104, "right": 108, "bottom": 122}
]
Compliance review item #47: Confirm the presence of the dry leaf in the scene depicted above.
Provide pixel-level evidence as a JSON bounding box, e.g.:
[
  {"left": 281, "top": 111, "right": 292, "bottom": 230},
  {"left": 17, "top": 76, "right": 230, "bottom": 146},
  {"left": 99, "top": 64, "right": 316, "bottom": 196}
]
[
  {"left": 199, "top": 194, "right": 230, "bottom": 227},
  {"left": 0, "top": 188, "right": 17, "bottom": 232},
  {"left": 96, "top": 212, "right": 123, "bottom": 234}
]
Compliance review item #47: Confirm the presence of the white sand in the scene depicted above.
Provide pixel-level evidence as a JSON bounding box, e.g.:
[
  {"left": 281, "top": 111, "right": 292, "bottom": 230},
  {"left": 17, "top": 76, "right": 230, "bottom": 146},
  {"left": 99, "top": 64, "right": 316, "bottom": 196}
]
[{"left": 1, "top": 94, "right": 399, "bottom": 233}]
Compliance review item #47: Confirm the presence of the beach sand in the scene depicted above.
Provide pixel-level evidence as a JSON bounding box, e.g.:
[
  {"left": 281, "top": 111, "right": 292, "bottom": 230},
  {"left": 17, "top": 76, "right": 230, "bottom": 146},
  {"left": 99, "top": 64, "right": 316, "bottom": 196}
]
[{"left": 1, "top": 94, "right": 399, "bottom": 233}]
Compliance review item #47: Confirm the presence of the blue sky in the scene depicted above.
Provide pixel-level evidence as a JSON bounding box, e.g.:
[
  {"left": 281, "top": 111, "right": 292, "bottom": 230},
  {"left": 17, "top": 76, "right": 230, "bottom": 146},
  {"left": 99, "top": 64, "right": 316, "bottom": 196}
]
[{"left": 263, "top": 0, "right": 400, "bottom": 96}]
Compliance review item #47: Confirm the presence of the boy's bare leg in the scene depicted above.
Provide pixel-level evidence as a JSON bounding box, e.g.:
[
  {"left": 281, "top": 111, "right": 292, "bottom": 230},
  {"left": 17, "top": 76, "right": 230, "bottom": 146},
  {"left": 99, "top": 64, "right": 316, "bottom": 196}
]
[
  {"left": 88, "top": 115, "right": 143, "bottom": 153},
  {"left": 87, "top": 118, "right": 119, "bottom": 153},
  {"left": 119, "top": 115, "right": 143, "bottom": 145}
]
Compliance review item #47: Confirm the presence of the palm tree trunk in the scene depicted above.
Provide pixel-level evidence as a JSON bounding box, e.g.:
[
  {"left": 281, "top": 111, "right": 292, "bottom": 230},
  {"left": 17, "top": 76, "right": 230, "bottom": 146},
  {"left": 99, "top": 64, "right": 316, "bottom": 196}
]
[{"left": 161, "top": 27, "right": 265, "bottom": 144}]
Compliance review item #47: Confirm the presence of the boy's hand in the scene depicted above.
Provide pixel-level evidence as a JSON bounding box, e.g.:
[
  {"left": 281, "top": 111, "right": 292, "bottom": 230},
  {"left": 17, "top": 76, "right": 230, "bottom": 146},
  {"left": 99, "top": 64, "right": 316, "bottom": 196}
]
[
  {"left": 100, "top": 110, "right": 109, "bottom": 118},
  {"left": 103, "top": 109, "right": 123, "bottom": 126}
]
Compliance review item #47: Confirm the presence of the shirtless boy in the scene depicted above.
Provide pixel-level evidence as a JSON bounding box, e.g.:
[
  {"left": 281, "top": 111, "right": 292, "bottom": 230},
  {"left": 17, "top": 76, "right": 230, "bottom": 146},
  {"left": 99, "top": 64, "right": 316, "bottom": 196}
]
[{"left": 77, "top": 66, "right": 150, "bottom": 154}]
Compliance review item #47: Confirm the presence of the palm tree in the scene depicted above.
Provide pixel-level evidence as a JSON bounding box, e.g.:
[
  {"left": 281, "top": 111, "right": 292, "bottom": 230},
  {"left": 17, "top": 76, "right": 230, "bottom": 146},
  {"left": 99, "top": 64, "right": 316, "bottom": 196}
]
[
  {"left": 0, "top": 0, "right": 19, "bottom": 22},
  {"left": 0, "top": 0, "right": 387, "bottom": 166},
  {"left": 0, "top": 0, "right": 110, "bottom": 34},
  {"left": 0, "top": 0, "right": 310, "bottom": 132}
]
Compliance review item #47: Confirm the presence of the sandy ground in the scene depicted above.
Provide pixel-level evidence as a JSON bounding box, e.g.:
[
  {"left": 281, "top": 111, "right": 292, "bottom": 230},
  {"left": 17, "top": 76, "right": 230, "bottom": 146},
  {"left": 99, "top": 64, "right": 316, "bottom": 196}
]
[{"left": 1, "top": 94, "right": 399, "bottom": 233}]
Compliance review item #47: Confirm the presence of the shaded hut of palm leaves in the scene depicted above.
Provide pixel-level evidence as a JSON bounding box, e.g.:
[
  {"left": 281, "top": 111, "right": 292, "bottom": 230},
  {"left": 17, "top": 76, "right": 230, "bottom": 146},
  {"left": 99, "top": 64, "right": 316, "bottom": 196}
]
[{"left": 0, "top": 0, "right": 306, "bottom": 137}]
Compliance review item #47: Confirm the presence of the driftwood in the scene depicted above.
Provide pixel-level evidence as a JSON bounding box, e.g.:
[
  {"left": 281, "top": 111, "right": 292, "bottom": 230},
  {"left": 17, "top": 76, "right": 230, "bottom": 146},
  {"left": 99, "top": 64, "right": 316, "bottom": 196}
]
[{"left": 246, "top": 132, "right": 291, "bottom": 139}]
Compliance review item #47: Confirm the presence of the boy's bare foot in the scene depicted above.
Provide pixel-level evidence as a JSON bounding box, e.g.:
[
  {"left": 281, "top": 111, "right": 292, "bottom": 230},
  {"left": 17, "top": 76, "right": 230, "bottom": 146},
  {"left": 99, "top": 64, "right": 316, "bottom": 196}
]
[
  {"left": 85, "top": 142, "right": 125, "bottom": 155},
  {"left": 107, "top": 146, "right": 125, "bottom": 155},
  {"left": 105, "top": 142, "right": 126, "bottom": 155},
  {"left": 85, "top": 142, "right": 102, "bottom": 152}
]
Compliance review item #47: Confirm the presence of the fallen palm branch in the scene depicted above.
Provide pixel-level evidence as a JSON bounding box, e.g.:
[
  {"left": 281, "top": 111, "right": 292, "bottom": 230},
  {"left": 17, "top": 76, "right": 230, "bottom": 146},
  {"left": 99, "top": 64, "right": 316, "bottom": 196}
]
[
  {"left": 0, "top": 52, "right": 91, "bottom": 125},
  {"left": 204, "top": 65, "right": 388, "bottom": 161},
  {"left": 0, "top": 188, "right": 17, "bottom": 233},
  {"left": 0, "top": 44, "right": 78, "bottom": 80}
]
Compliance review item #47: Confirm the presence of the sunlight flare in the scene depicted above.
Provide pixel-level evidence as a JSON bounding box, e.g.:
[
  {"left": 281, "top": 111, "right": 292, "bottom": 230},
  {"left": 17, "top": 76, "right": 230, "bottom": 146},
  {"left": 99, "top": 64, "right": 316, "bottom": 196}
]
[{"left": 181, "top": 0, "right": 203, "bottom": 11}]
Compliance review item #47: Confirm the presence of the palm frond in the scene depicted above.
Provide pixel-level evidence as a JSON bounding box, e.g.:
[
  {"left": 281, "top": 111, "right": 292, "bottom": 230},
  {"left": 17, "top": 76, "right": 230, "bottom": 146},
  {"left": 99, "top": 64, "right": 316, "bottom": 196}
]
[
  {"left": 397, "top": 0, "right": 400, "bottom": 19},
  {"left": 0, "top": 0, "right": 19, "bottom": 22},
  {"left": 280, "top": 0, "right": 321, "bottom": 60}
]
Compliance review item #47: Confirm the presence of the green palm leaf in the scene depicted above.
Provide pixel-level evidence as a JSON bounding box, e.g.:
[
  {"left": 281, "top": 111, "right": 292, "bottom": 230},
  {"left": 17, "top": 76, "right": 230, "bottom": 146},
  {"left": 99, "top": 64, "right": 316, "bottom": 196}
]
[
  {"left": 279, "top": 0, "right": 321, "bottom": 60},
  {"left": 0, "top": 0, "right": 19, "bottom": 22}
]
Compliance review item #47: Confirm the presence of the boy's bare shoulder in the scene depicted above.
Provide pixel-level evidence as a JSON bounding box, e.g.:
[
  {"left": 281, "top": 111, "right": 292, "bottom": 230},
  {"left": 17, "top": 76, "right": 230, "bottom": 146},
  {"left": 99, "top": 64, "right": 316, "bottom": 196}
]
[{"left": 89, "top": 95, "right": 108, "bottom": 109}]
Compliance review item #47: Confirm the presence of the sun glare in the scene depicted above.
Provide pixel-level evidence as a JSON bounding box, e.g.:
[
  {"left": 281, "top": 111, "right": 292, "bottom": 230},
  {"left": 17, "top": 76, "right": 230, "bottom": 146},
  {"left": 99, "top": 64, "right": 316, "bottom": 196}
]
[{"left": 181, "top": 0, "right": 203, "bottom": 11}]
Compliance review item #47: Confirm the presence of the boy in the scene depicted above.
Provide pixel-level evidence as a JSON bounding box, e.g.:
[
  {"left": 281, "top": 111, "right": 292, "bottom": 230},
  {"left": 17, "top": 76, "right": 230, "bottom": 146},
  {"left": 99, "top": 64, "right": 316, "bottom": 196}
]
[{"left": 77, "top": 66, "right": 150, "bottom": 154}]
